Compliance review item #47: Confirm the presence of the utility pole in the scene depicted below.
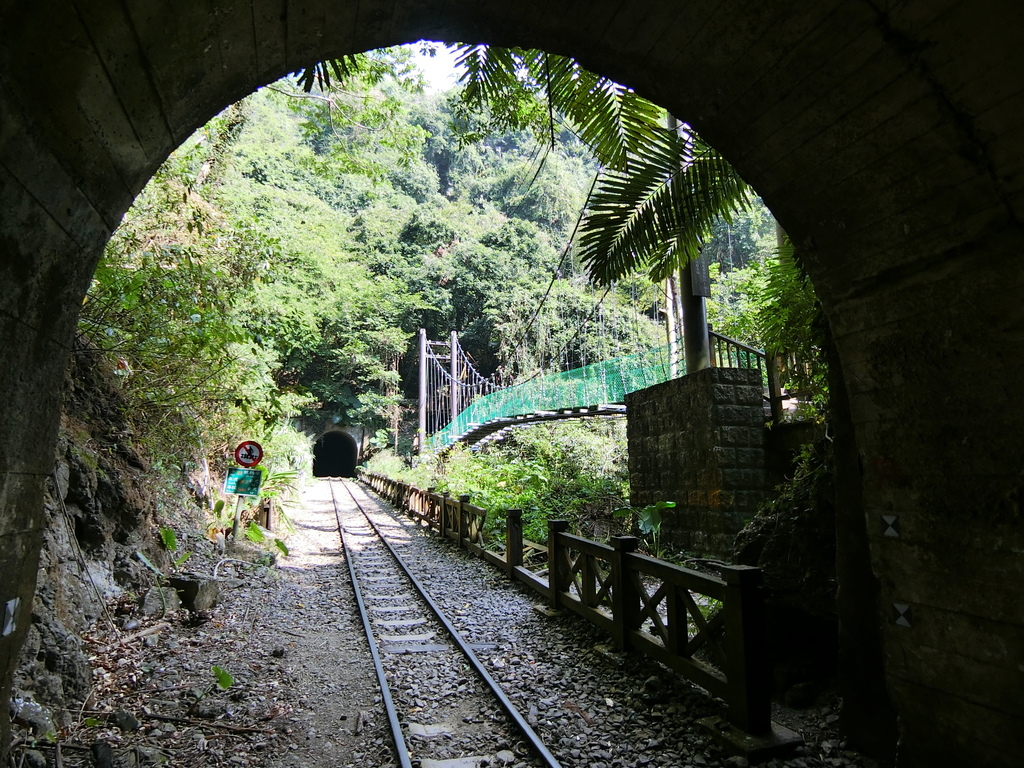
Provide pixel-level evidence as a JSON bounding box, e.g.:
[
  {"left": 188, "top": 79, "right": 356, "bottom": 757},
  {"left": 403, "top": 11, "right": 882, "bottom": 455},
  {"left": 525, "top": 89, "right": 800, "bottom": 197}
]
[
  {"left": 665, "top": 276, "right": 679, "bottom": 377},
  {"left": 766, "top": 222, "right": 788, "bottom": 422},
  {"left": 680, "top": 259, "right": 711, "bottom": 373},
  {"left": 418, "top": 328, "right": 427, "bottom": 456},
  {"left": 667, "top": 113, "right": 711, "bottom": 374}
]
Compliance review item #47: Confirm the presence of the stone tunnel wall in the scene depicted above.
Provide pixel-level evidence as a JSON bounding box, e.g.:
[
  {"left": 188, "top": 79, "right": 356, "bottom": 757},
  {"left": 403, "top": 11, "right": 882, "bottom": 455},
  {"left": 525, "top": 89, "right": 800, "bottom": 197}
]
[
  {"left": 626, "top": 368, "right": 769, "bottom": 559},
  {"left": 2, "top": 2, "right": 1023, "bottom": 763}
]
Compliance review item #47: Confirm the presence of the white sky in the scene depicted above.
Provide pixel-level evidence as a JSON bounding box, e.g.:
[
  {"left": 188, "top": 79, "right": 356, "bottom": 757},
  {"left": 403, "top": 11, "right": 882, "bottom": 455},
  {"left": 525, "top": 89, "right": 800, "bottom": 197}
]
[{"left": 411, "top": 41, "right": 461, "bottom": 93}]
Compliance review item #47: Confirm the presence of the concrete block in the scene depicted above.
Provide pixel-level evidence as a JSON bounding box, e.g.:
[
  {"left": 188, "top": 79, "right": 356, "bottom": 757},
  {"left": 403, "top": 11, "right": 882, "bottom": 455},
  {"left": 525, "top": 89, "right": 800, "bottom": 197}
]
[{"left": 168, "top": 574, "right": 219, "bottom": 613}]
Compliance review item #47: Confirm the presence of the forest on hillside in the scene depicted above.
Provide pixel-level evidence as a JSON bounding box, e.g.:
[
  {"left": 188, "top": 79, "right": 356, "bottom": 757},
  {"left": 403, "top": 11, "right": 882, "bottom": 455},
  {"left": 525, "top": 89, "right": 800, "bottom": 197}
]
[{"left": 79, "top": 45, "right": 811, "bottom": 543}]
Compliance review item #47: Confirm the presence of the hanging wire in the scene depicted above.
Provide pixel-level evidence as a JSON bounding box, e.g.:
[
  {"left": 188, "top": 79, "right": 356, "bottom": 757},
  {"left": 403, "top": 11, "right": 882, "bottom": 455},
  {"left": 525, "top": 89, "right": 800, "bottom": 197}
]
[
  {"left": 519, "top": 285, "right": 612, "bottom": 385},
  {"left": 630, "top": 279, "right": 644, "bottom": 352},
  {"left": 504, "top": 170, "right": 601, "bottom": 362},
  {"left": 504, "top": 143, "right": 551, "bottom": 218}
]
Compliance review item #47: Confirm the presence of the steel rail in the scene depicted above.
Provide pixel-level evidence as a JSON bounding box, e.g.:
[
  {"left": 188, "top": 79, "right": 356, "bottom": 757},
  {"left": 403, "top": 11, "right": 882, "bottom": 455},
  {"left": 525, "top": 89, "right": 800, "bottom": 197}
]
[
  {"left": 337, "top": 478, "right": 564, "bottom": 768},
  {"left": 329, "top": 480, "right": 413, "bottom": 768}
]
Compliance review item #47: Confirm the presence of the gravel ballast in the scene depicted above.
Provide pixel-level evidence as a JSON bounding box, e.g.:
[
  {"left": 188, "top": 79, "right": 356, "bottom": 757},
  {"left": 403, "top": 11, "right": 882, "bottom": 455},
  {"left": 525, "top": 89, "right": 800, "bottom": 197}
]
[{"left": 16, "top": 480, "right": 888, "bottom": 768}]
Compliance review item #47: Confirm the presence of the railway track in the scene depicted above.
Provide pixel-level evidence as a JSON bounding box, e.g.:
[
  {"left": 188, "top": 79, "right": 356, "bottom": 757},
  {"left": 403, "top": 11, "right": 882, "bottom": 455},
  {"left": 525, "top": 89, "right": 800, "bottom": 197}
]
[{"left": 329, "top": 478, "right": 562, "bottom": 768}]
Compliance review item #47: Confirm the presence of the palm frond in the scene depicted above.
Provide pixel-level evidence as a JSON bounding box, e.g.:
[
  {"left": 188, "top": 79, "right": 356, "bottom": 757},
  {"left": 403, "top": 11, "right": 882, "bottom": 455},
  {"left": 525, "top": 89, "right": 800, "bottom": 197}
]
[
  {"left": 444, "top": 44, "right": 755, "bottom": 287},
  {"left": 534, "top": 52, "right": 670, "bottom": 172},
  {"left": 293, "top": 56, "right": 362, "bottom": 92},
  {"left": 450, "top": 45, "right": 673, "bottom": 172},
  {"left": 455, "top": 45, "right": 522, "bottom": 105},
  {"left": 451, "top": 45, "right": 546, "bottom": 137},
  {"left": 579, "top": 136, "right": 751, "bottom": 284}
]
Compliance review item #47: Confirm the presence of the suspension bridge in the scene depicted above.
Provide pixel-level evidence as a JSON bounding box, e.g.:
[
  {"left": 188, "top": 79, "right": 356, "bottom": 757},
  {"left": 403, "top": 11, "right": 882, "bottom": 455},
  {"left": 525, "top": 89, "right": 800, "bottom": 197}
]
[{"left": 418, "top": 329, "right": 771, "bottom": 453}]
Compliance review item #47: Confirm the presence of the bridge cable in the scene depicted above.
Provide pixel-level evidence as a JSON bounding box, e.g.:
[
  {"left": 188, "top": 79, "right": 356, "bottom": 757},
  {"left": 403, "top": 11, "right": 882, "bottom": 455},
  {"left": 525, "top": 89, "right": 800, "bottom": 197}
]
[
  {"left": 423, "top": 334, "right": 503, "bottom": 434},
  {"left": 504, "top": 142, "right": 551, "bottom": 218},
  {"left": 518, "top": 284, "right": 611, "bottom": 385},
  {"left": 505, "top": 170, "right": 600, "bottom": 365}
]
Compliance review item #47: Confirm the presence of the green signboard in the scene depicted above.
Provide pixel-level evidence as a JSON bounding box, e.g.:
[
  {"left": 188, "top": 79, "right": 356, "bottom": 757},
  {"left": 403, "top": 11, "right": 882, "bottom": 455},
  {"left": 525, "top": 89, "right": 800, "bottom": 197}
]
[{"left": 224, "top": 467, "right": 262, "bottom": 497}]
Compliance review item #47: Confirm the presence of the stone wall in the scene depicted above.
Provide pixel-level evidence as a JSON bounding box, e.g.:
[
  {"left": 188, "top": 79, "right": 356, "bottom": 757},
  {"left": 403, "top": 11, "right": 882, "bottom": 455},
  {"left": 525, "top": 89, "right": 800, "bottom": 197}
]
[
  {"left": 12, "top": 347, "right": 171, "bottom": 736},
  {"left": 626, "top": 368, "right": 769, "bottom": 559}
]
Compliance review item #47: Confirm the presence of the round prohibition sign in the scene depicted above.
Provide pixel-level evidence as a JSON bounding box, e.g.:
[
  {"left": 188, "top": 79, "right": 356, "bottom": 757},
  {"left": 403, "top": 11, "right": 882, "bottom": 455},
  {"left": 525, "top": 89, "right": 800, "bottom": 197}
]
[{"left": 234, "top": 440, "right": 264, "bottom": 468}]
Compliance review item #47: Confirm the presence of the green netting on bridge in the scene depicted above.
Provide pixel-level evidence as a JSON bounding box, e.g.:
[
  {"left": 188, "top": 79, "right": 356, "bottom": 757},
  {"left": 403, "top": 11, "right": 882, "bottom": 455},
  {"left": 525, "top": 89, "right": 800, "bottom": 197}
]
[{"left": 428, "top": 343, "right": 685, "bottom": 451}]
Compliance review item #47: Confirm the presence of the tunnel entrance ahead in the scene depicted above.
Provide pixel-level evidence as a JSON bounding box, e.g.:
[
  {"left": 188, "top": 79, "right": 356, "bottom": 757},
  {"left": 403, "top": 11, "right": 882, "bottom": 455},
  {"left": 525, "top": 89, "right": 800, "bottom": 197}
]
[{"left": 312, "top": 431, "right": 358, "bottom": 478}]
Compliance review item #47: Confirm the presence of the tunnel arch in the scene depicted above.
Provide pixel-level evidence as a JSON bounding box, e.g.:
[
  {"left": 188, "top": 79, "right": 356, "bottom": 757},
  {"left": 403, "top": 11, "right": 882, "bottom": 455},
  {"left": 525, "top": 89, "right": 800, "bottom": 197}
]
[
  {"left": 1, "top": 3, "right": 1022, "bottom": 764},
  {"left": 312, "top": 431, "right": 359, "bottom": 478}
]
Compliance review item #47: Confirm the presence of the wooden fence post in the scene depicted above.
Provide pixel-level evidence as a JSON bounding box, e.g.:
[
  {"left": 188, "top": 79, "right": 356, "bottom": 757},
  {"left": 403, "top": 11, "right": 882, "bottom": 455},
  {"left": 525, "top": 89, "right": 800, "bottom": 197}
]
[
  {"left": 720, "top": 564, "right": 771, "bottom": 734},
  {"left": 610, "top": 536, "right": 640, "bottom": 650},
  {"left": 548, "top": 520, "right": 570, "bottom": 611},
  {"left": 506, "top": 509, "right": 523, "bottom": 579},
  {"left": 458, "top": 494, "right": 471, "bottom": 548},
  {"left": 426, "top": 488, "right": 437, "bottom": 532}
]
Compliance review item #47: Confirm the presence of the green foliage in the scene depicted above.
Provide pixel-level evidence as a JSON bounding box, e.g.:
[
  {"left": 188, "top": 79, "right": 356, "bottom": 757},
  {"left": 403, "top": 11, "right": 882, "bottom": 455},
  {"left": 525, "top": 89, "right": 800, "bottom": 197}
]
[
  {"left": 704, "top": 219, "right": 830, "bottom": 413},
  {"left": 579, "top": 131, "right": 751, "bottom": 284},
  {"left": 211, "top": 665, "right": 234, "bottom": 691},
  {"left": 371, "top": 420, "right": 631, "bottom": 543},
  {"left": 257, "top": 423, "right": 315, "bottom": 478},
  {"left": 756, "top": 246, "right": 829, "bottom": 410},
  {"left": 443, "top": 42, "right": 825, "bottom": 412},
  {"left": 361, "top": 450, "right": 434, "bottom": 489},
  {"left": 284, "top": 50, "right": 430, "bottom": 183},
  {"left": 614, "top": 501, "right": 676, "bottom": 557},
  {"left": 244, "top": 521, "right": 267, "bottom": 544},
  {"left": 703, "top": 198, "right": 777, "bottom": 272},
  {"left": 257, "top": 467, "right": 299, "bottom": 500},
  {"left": 636, "top": 502, "right": 672, "bottom": 536},
  {"left": 89, "top": 44, "right": 707, "bottom": 534},
  {"left": 159, "top": 527, "right": 179, "bottom": 552},
  {"left": 447, "top": 44, "right": 751, "bottom": 285},
  {"left": 79, "top": 121, "right": 296, "bottom": 466},
  {"left": 86, "top": 44, "right": 835, "bottom": 600},
  {"left": 218, "top": 84, "right": 437, "bottom": 433},
  {"left": 452, "top": 46, "right": 669, "bottom": 172},
  {"left": 159, "top": 527, "right": 192, "bottom": 567},
  {"left": 135, "top": 552, "right": 163, "bottom": 578},
  {"left": 217, "top": 73, "right": 658, "bottom": 424}
]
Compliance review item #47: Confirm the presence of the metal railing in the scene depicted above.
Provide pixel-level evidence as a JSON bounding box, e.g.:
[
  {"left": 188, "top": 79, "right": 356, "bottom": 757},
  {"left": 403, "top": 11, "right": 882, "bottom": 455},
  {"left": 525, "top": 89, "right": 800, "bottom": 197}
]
[{"left": 709, "top": 329, "right": 767, "bottom": 379}]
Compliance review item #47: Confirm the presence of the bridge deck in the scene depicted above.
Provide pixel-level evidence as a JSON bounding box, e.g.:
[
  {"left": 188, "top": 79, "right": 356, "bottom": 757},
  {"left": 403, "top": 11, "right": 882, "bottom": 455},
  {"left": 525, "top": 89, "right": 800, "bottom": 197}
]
[
  {"left": 445, "top": 403, "right": 628, "bottom": 450},
  {"left": 425, "top": 332, "right": 768, "bottom": 452}
]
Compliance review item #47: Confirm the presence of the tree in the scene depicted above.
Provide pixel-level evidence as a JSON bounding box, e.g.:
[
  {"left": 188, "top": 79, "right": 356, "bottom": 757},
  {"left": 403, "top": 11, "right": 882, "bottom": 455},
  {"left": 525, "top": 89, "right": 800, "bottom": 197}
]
[{"left": 446, "top": 45, "right": 752, "bottom": 285}]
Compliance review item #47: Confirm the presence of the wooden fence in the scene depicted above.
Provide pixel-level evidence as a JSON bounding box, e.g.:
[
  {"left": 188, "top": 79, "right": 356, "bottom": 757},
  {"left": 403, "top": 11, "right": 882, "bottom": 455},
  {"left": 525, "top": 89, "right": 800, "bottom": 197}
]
[{"left": 358, "top": 470, "right": 771, "bottom": 735}]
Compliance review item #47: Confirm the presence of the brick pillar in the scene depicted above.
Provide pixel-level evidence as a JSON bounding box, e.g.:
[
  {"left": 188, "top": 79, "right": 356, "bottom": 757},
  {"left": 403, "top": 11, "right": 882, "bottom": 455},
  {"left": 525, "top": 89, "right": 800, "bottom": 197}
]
[{"left": 626, "top": 368, "right": 769, "bottom": 558}]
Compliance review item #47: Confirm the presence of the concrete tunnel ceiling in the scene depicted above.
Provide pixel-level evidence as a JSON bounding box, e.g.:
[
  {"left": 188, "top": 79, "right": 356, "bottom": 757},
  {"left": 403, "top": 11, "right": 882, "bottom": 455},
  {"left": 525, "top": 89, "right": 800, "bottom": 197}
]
[{"left": 1, "top": 2, "right": 1023, "bottom": 765}]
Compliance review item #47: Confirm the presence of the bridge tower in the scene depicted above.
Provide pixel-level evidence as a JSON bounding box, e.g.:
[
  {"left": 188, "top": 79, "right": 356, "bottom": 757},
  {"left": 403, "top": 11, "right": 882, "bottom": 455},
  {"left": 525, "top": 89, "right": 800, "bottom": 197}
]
[{"left": 418, "top": 329, "right": 502, "bottom": 454}]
